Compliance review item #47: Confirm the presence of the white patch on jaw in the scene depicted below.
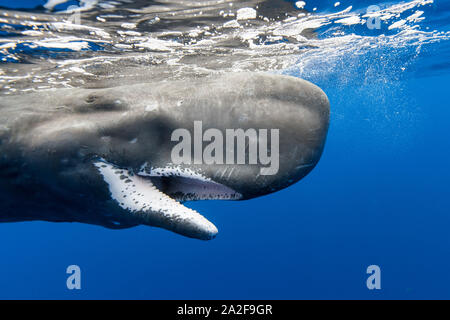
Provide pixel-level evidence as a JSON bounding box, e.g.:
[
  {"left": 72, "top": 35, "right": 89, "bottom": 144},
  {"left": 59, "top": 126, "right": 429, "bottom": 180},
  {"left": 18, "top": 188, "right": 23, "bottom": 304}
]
[{"left": 93, "top": 160, "right": 219, "bottom": 238}]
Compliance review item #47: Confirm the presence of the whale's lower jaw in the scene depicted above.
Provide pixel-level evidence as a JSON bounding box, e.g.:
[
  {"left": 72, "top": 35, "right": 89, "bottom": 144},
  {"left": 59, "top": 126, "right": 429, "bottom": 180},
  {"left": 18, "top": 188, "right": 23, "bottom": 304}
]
[{"left": 94, "top": 159, "right": 242, "bottom": 240}]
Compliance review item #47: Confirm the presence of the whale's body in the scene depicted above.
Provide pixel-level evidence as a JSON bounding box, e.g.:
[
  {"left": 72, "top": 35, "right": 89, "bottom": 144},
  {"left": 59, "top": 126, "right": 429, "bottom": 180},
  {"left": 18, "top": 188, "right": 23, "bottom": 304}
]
[{"left": 0, "top": 73, "right": 329, "bottom": 239}]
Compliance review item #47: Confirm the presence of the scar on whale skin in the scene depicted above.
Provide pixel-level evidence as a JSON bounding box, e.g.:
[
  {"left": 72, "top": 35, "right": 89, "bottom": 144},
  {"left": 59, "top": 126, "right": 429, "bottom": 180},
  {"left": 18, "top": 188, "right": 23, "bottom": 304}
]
[{"left": 0, "top": 72, "right": 329, "bottom": 240}]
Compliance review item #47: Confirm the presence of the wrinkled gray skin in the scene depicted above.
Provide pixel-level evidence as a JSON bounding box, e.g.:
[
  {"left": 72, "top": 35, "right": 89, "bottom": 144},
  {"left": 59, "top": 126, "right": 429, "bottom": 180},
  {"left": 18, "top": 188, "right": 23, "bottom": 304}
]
[{"left": 0, "top": 73, "right": 329, "bottom": 239}]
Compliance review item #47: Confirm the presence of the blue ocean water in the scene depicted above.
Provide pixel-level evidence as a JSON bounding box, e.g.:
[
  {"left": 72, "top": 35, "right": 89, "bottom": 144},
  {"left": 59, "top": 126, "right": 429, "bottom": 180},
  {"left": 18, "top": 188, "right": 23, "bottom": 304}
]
[{"left": 0, "top": 0, "right": 449, "bottom": 299}]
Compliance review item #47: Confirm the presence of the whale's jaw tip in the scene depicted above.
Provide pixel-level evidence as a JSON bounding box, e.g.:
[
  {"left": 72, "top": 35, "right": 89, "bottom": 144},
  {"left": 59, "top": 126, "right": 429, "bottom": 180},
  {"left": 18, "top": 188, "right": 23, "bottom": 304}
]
[{"left": 196, "top": 223, "right": 219, "bottom": 241}]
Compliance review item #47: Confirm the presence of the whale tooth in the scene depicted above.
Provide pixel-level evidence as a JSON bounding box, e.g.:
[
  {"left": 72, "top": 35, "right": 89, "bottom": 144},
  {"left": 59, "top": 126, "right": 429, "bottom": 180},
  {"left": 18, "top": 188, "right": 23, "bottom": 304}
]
[{"left": 93, "top": 160, "right": 218, "bottom": 240}]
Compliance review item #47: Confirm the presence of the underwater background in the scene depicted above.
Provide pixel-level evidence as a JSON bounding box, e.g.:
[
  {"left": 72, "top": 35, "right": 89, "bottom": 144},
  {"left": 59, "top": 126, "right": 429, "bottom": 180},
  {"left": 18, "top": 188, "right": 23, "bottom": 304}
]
[{"left": 0, "top": 0, "right": 449, "bottom": 299}]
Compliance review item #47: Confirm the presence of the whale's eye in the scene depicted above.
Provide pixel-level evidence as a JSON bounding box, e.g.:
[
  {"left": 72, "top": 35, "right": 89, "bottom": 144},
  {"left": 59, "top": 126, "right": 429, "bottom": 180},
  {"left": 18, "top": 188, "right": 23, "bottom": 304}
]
[
  {"left": 76, "top": 93, "right": 128, "bottom": 113},
  {"left": 85, "top": 95, "right": 98, "bottom": 104}
]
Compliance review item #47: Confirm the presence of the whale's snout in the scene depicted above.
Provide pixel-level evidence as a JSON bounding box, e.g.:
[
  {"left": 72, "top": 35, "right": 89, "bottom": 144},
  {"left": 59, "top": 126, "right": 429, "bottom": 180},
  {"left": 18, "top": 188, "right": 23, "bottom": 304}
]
[{"left": 167, "top": 72, "right": 331, "bottom": 200}]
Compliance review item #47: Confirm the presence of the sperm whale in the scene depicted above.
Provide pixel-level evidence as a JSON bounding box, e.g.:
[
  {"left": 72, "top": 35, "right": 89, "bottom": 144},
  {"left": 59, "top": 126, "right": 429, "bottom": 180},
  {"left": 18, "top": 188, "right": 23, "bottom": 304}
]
[{"left": 0, "top": 72, "right": 329, "bottom": 240}]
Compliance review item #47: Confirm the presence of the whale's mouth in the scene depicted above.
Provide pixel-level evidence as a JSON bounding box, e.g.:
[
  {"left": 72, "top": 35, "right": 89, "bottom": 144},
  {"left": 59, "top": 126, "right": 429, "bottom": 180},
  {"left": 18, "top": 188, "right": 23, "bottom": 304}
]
[
  {"left": 146, "top": 175, "right": 241, "bottom": 202},
  {"left": 93, "top": 159, "right": 241, "bottom": 240},
  {"left": 135, "top": 163, "right": 242, "bottom": 202}
]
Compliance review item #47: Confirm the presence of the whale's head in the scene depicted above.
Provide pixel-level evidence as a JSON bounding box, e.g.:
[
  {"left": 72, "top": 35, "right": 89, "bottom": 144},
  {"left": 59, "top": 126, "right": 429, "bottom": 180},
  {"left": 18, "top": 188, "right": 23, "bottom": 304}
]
[{"left": 0, "top": 73, "right": 329, "bottom": 240}]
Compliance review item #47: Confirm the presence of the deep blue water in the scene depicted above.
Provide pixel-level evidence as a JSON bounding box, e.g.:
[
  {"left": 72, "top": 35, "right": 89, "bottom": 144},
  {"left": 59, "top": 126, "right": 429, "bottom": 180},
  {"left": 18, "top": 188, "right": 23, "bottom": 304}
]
[{"left": 0, "top": 0, "right": 449, "bottom": 299}]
